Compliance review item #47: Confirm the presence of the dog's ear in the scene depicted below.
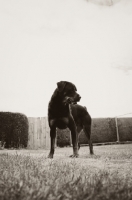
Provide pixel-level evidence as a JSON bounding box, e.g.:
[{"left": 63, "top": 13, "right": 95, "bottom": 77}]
[
  {"left": 74, "top": 85, "right": 77, "bottom": 91},
  {"left": 57, "top": 81, "right": 67, "bottom": 93}
]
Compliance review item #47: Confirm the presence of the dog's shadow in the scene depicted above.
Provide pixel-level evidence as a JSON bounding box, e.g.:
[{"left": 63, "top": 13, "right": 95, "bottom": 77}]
[{"left": 77, "top": 153, "right": 101, "bottom": 159}]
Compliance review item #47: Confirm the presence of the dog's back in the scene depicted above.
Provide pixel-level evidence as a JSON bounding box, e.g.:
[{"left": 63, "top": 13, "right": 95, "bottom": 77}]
[{"left": 70, "top": 104, "right": 91, "bottom": 126}]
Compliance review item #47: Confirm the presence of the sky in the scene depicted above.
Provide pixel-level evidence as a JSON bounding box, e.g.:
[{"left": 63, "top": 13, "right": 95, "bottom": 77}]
[{"left": 0, "top": 0, "right": 132, "bottom": 118}]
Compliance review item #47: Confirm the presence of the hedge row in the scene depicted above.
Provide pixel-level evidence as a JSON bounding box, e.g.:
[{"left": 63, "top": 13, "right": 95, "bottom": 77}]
[
  {"left": 117, "top": 118, "right": 132, "bottom": 141},
  {"left": 0, "top": 112, "right": 29, "bottom": 148},
  {"left": 57, "top": 118, "right": 132, "bottom": 147}
]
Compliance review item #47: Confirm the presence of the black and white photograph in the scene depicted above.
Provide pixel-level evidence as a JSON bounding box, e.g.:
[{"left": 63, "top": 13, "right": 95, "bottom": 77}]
[{"left": 0, "top": 0, "right": 132, "bottom": 199}]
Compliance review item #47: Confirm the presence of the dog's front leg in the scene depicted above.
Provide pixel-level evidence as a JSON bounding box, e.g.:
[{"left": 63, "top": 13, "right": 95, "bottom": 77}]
[
  {"left": 68, "top": 117, "right": 79, "bottom": 158},
  {"left": 48, "top": 127, "right": 56, "bottom": 159}
]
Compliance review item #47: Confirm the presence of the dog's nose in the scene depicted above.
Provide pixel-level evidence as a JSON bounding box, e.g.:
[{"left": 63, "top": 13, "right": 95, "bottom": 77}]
[{"left": 78, "top": 95, "right": 81, "bottom": 100}]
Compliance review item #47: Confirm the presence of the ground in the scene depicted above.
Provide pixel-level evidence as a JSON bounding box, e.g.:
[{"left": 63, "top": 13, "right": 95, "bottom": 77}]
[{"left": 0, "top": 144, "right": 132, "bottom": 200}]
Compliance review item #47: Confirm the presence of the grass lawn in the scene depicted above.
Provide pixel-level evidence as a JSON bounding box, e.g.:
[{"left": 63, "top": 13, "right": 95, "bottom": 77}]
[{"left": 0, "top": 144, "right": 132, "bottom": 200}]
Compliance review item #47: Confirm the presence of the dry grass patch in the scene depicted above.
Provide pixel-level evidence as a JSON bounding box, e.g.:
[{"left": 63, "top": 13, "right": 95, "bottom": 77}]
[{"left": 0, "top": 144, "right": 132, "bottom": 200}]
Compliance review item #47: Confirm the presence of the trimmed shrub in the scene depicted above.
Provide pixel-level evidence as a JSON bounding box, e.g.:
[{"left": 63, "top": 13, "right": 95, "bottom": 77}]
[
  {"left": 0, "top": 112, "right": 29, "bottom": 148},
  {"left": 57, "top": 118, "right": 118, "bottom": 146},
  {"left": 79, "top": 118, "right": 117, "bottom": 144},
  {"left": 92, "top": 118, "right": 117, "bottom": 143},
  {"left": 56, "top": 118, "right": 132, "bottom": 146},
  {"left": 57, "top": 128, "right": 71, "bottom": 147},
  {"left": 117, "top": 118, "right": 132, "bottom": 141}
]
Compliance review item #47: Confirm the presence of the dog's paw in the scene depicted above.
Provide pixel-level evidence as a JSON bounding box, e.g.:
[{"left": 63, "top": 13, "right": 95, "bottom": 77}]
[
  {"left": 69, "top": 154, "right": 79, "bottom": 158},
  {"left": 47, "top": 154, "right": 53, "bottom": 159},
  {"left": 90, "top": 152, "right": 94, "bottom": 155}
]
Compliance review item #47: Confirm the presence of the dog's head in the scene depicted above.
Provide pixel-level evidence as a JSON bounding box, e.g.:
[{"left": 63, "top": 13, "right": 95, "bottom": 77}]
[{"left": 57, "top": 81, "right": 81, "bottom": 105}]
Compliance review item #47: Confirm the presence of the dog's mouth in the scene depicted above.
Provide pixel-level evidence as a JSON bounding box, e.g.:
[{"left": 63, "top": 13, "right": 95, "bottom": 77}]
[{"left": 63, "top": 97, "right": 80, "bottom": 105}]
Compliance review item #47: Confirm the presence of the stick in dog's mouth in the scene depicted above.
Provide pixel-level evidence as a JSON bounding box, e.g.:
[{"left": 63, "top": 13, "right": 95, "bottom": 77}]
[{"left": 63, "top": 97, "right": 78, "bottom": 105}]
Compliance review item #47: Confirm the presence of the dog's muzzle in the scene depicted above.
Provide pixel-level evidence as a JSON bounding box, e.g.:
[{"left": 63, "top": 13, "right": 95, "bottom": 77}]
[{"left": 63, "top": 95, "right": 81, "bottom": 105}]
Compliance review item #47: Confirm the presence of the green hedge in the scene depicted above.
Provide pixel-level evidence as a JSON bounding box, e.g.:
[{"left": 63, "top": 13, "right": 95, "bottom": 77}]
[
  {"left": 0, "top": 112, "right": 29, "bottom": 148},
  {"left": 79, "top": 118, "right": 117, "bottom": 144},
  {"left": 57, "top": 128, "right": 71, "bottom": 147},
  {"left": 57, "top": 118, "right": 132, "bottom": 146},
  {"left": 117, "top": 118, "right": 132, "bottom": 141}
]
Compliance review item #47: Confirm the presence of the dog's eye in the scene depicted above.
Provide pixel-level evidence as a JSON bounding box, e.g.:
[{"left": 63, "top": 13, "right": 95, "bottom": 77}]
[{"left": 67, "top": 89, "right": 74, "bottom": 94}]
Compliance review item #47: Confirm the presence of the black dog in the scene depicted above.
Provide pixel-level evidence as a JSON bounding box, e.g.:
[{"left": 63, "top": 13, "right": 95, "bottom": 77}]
[{"left": 48, "top": 81, "right": 93, "bottom": 158}]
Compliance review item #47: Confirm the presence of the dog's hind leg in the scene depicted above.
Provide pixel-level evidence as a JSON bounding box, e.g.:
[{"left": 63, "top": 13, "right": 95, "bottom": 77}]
[
  {"left": 48, "top": 127, "right": 56, "bottom": 158},
  {"left": 83, "top": 124, "right": 94, "bottom": 155}
]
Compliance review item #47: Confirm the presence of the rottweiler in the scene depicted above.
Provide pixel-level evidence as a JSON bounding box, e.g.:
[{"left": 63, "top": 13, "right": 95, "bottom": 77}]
[{"left": 48, "top": 81, "right": 93, "bottom": 158}]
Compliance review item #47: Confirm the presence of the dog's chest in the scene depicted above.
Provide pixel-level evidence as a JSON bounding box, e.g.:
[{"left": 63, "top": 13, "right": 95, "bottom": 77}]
[
  {"left": 49, "top": 103, "right": 69, "bottom": 118},
  {"left": 49, "top": 117, "right": 69, "bottom": 129}
]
